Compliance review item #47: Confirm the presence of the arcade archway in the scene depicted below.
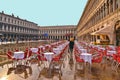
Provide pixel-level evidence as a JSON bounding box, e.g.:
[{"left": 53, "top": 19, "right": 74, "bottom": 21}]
[{"left": 115, "top": 20, "right": 120, "bottom": 46}]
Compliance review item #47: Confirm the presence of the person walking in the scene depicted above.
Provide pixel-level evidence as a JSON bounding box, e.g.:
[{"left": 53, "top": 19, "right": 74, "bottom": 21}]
[
  {"left": 69, "top": 37, "right": 74, "bottom": 65},
  {"left": 69, "top": 37, "right": 74, "bottom": 54}
]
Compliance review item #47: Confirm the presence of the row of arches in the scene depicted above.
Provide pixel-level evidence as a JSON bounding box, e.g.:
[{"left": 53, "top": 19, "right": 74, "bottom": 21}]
[{"left": 115, "top": 20, "right": 120, "bottom": 46}]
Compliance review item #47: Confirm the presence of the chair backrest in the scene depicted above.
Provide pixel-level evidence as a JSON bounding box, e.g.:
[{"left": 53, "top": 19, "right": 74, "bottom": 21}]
[
  {"left": 92, "top": 53, "right": 103, "bottom": 63},
  {"left": 37, "top": 54, "right": 47, "bottom": 61},
  {"left": 23, "top": 51, "right": 28, "bottom": 59},
  {"left": 7, "top": 51, "right": 12, "bottom": 59},
  {"left": 15, "top": 48, "right": 19, "bottom": 52},
  {"left": 116, "top": 46, "right": 120, "bottom": 54},
  {"left": 49, "top": 47, "right": 53, "bottom": 52},
  {"left": 116, "top": 55, "right": 120, "bottom": 63},
  {"left": 40, "top": 47, "right": 44, "bottom": 53},
  {"left": 113, "top": 54, "right": 117, "bottom": 61}
]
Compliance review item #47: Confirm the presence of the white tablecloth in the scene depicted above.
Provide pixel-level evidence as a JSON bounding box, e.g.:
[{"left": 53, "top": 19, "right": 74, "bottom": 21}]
[
  {"left": 44, "top": 52, "right": 54, "bottom": 62},
  {"left": 99, "top": 47, "right": 105, "bottom": 51},
  {"left": 80, "top": 53, "right": 92, "bottom": 64},
  {"left": 107, "top": 50, "right": 116, "bottom": 56},
  {"left": 57, "top": 45, "right": 63, "bottom": 50},
  {"left": 53, "top": 48, "right": 61, "bottom": 54},
  {"left": 30, "top": 48, "right": 38, "bottom": 53},
  {"left": 14, "top": 51, "right": 24, "bottom": 59},
  {"left": 79, "top": 49, "right": 87, "bottom": 53}
]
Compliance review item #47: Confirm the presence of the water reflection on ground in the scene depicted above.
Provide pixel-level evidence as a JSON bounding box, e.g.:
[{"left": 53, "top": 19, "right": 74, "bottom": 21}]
[{"left": 0, "top": 57, "right": 120, "bottom": 80}]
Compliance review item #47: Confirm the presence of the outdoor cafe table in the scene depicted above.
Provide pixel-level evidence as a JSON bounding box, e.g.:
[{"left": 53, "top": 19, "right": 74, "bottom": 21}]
[
  {"left": 107, "top": 50, "right": 116, "bottom": 56},
  {"left": 44, "top": 52, "right": 54, "bottom": 62},
  {"left": 43, "top": 52, "right": 54, "bottom": 77},
  {"left": 80, "top": 53, "right": 92, "bottom": 72},
  {"left": 80, "top": 53, "right": 92, "bottom": 64},
  {"left": 30, "top": 48, "right": 38, "bottom": 53},
  {"left": 13, "top": 51, "right": 24, "bottom": 65},
  {"left": 53, "top": 48, "right": 61, "bottom": 54},
  {"left": 79, "top": 49, "right": 87, "bottom": 53},
  {"left": 99, "top": 47, "right": 105, "bottom": 51},
  {"left": 56, "top": 45, "right": 63, "bottom": 50},
  {"left": 14, "top": 51, "right": 24, "bottom": 59}
]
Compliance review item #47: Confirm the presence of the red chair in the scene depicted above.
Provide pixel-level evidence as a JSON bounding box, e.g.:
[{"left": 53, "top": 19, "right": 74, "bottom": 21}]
[
  {"left": 6, "top": 51, "right": 15, "bottom": 60},
  {"left": 116, "top": 46, "right": 120, "bottom": 54},
  {"left": 45, "top": 45, "right": 50, "bottom": 51},
  {"left": 52, "top": 55, "right": 61, "bottom": 61},
  {"left": 74, "top": 48, "right": 84, "bottom": 80},
  {"left": 49, "top": 47, "right": 53, "bottom": 52},
  {"left": 52, "top": 49, "right": 64, "bottom": 64},
  {"left": 37, "top": 54, "right": 47, "bottom": 61},
  {"left": 111, "top": 54, "right": 118, "bottom": 70},
  {"left": 112, "top": 54, "right": 120, "bottom": 72},
  {"left": 92, "top": 53, "right": 103, "bottom": 63},
  {"left": 37, "top": 52, "right": 47, "bottom": 67},
  {"left": 74, "top": 49, "right": 84, "bottom": 63},
  {"left": 15, "top": 49, "right": 19, "bottom": 52},
  {"left": 6, "top": 51, "right": 16, "bottom": 68},
  {"left": 24, "top": 51, "right": 28, "bottom": 59},
  {"left": 28, "top": 50, "right": 32, "bottom": 58},
  {"left": 40, "top": 47, "right": 44, "bottom": 53},
  {"left": 74, "top": 46, "right": 84, "bottom": 63},
  {"left": 24, "top": 50, "right": 29, "bottom": 65},
  {"left": 51, "top": 52, "right": 63, "bottom": 78}
]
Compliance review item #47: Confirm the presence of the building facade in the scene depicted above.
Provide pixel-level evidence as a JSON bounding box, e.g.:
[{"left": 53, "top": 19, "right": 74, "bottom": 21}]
[
  {"left": 39, "top": 25, "right": 76, "bottom": 40},
  {"left": 0, "top": 11, "right": 76, "bottom": 42},
  {"left": 77, "top": 0, "right": 120, "bottom": 45},
  {"left": 0, "top": 11, "right": 39, "bottom": 42}
]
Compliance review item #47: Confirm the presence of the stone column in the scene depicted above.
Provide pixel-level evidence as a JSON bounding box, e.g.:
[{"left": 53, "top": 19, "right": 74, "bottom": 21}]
[
  {"left": 107, "top": 25, "right": 115, "bottom": 45},
  {"left": 113, "top": 0, "right": 115, "bottom": 11},
  {"left": 109, "top": 0, "right": 111, "bottom": 13},
  {"left": 106, "top": 3, "right": 109, "bottom": 15},
  {"left": 2, "top": 24, "right": 4, "bottom": 31},
  {"left": 118, "top": 0, "right": 120, "bottom": 9},
  {"left": 108, "top": 33, "right": 114, "bottom": 45}
]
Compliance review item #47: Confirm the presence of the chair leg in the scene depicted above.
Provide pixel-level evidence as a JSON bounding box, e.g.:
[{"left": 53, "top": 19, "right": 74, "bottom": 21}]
[
  {"left": 111, "top": 60, "right": 116, "bottom": 70},
  {"left": 115, "top": 63, "right": 120, "bottom": 72},
  {"left": 24, "top": 69, "right": 28, "bottom": 79},
  {"left": 74, "top": 63, "right": 77, "bottom": 80},
  {"left": 7, "top": 63, "right": 9, "bottom": 68},
  {"left": 37, "top": 61, "right": 41, "bottom": 66}
]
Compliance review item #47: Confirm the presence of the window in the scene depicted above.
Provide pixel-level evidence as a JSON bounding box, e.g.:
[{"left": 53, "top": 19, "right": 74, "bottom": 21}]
[
  {"left": 15, "top": 20, "right": 16, "bottom": 24},
  {"left": 0, "top": 16, "right": 2, "bottom": 21},
  {"left": 4, "top": 17, "right": 6, "bottom": 22},
  {"left": 11, "top": 19, "right": 13, "bottom": 23},
  {"left": 0, "top": 23, "right": 2, "bottom": 30},
  {"left": 8, "top": 18, "right": 10, "bottom": 23},
  {"left": 97, "top": 35, "right": 100, "bottom": 39}
]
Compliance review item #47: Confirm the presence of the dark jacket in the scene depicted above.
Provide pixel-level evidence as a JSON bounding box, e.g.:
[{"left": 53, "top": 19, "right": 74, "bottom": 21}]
[{"left": 69, "top": 41, "right": 74, "bottom": 49}]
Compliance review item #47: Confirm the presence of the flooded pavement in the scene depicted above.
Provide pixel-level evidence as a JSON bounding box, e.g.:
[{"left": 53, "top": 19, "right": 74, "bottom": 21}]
[{"left": 0, "top": 54, "right": 120, "bottom": 80}]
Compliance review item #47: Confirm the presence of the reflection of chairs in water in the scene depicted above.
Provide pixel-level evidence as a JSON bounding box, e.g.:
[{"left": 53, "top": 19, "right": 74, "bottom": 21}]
[
  {"left": 51, "top": 58, "right": 63, "bottom": 80},
  {"left": 7, "top": 65, "right": 32, "bottom": 79},
  {"left": 6, "top": 49, "right": 33, "bottom": 79},
  {"left": 37, "top": 53, "right": 63, "bottom": 79},
  {"left": 6, "top": 50, "right": 16, "bottom": 67},
  {"left": 37, "top": 51, "right": 47, "bottom": 67},
  {"left": 74, "top": 47, "right": 84, "bottom": 79},
  {"left": 47, "top": 50, "right": 65, "bottom": 79}
]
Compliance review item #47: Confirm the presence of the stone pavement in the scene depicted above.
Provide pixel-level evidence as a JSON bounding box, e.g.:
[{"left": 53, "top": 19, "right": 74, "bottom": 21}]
[{"left": 0, "top": 52, "right": 120, "bottom": 80}]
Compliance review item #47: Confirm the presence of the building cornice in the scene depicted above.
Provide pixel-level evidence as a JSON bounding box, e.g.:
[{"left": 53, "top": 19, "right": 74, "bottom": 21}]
[{"left": 0, "top": 11, "right": 38, "bottom": 25}]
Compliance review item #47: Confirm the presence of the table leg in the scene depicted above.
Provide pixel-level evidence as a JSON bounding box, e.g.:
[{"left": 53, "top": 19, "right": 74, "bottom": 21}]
[{"left": 47, "top": 62, "right": 53, "bottom": 78}]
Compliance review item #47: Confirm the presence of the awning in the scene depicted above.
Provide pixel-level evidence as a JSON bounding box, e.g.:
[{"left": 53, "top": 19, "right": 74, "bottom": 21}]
[{"left": 91, "top": 26, "right": 111, "bottom": 35}]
